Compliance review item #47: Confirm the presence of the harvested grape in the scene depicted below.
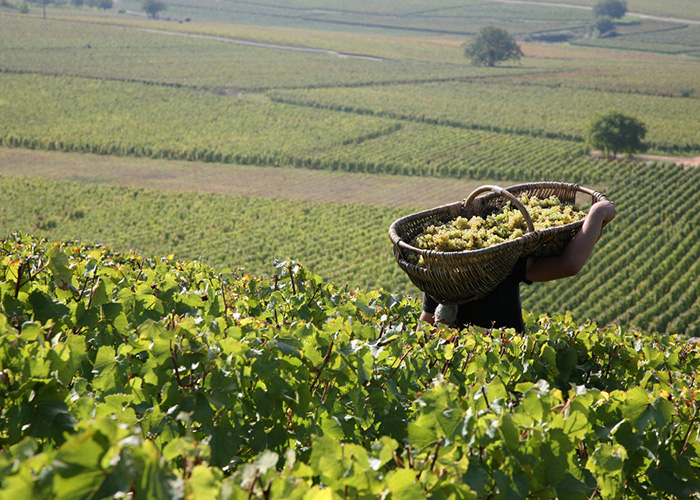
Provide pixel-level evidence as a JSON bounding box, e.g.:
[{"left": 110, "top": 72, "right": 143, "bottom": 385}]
[{"left": 409, "top": 195, "right": 586, "bottom": 257}]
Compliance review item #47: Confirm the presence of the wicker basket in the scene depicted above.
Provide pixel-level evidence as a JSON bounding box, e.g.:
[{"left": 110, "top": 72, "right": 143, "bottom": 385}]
[{"left": 388, "top": 182, "right": 608, "bottom": 305}]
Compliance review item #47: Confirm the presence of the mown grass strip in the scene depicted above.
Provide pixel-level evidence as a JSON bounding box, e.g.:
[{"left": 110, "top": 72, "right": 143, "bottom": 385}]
[{"left": 0, "top": 147, "right": 493, "bottom": 210}]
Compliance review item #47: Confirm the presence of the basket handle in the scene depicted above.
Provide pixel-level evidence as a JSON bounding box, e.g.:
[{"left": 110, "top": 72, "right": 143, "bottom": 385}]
[
  {"left": 463, "top": 185, "right": 535, "bottom": 233},
  {"left": 574, "top": 184, "right": 602, "bottom": 199}
]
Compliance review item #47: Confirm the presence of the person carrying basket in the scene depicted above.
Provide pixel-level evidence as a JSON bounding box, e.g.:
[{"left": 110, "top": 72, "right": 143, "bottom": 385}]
[{"left": 418, "top": 199, "right": 616, "bottom": 332}]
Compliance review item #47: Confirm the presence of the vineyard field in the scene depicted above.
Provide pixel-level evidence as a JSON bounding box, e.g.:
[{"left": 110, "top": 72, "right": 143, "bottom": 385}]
[
  {"left": 96, "top": 0, "right": 591, "bottom": 35},
  {"left": 1, "top": 3, "right": 700, "bottom": 334},
  {"left": 2, "top": 157, "right": 700, "bottom": 336},
  {"left": 2, "top": 1, "right": 700, "bottom": 498},
  {"left": 0, "top": 175, "right": 410, "bottom": 294},
  {"left": 575, "top": 25, "right": 700, "bottom": 55},
  {"left": 304, "top": 122, "right": 596, "bottom": 181},
  {"left": 5, "top": 9, "right": 698, "bottom": 96},
  {"left": 491, "top": 60, "right": 700, "bottom": 99},
  {"left": 0, "top": 74, "right": 403, "bottom": 165},
  {"left": 2, "top": 71, "right": 696, "bottom": 183},
  {"left": 270, "top": 81, "right": 700, "bottom": 153},
  {"left": 436, "top": 2, "right": 592, "bottom": 28},
  {"left": 0, "top": 14, "right": 510, "bottom": 89},
  {"left": 106, "top": 0, "right": 700, "bottom": 32},
  {"left": 0, "top": 11, "right": 482, "bottom": 65},
  {"left": 0, "top": 74, "right": 610, "bottom": 179},
  {"left": 521, "top": 159, "right": 700, "bottom": 336}
]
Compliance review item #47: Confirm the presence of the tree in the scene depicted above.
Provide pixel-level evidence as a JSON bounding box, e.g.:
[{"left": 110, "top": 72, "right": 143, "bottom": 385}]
[
  {"left": 464, "top": 26, "right": 523, "bottom": 67},
  {"left": 593, "top": 0, "right": 627, "bottom": 19},
  {"left": 589, "top": 15, "right": 616, "bottom": 38},
  {"left": 142, "top": 0, "right": 165, "bottom": 19},
  {"left": 587, "top": 110, "right": 647, "bottom": 158}
]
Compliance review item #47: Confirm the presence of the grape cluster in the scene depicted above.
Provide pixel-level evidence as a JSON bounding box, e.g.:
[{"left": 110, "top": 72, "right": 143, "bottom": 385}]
[{"left": 408, "top": 195, "right": 586, "bottom": 260}]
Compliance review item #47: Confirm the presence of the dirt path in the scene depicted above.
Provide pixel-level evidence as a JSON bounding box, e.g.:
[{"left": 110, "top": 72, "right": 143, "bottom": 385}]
[
  {"left": 634, "top": 154, "right": 700, "bottom": 167},
  {"left": 136, "top": 28, "right": 398, "bottom": 62}
]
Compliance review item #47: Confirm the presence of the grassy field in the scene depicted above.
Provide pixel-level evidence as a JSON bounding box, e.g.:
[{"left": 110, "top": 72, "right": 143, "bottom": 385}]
[
  {"left": 1, "top": 2, "right": 700, "bottom": 336},
  {"left": 0, "top": 148, "right": 491, "bottom": 209}
]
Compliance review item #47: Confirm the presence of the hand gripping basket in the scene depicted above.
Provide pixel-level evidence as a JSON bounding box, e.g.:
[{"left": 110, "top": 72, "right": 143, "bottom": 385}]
[{"left": 388, "top": 182, "right": 608, "bottom": 305}]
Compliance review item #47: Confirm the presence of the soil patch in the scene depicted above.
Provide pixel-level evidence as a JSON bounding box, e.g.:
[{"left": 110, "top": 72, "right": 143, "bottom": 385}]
[
  {"left": 634, "top": 154, "right": 700, "bottom": 167},
  {"left": 591, "top": 151, "right": 700, "bottom": 168}
]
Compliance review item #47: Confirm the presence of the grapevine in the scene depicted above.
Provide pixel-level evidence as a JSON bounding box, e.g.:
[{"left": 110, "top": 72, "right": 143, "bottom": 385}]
[{"left": 0, "top": 235, "right": 698, "bottom": 499}]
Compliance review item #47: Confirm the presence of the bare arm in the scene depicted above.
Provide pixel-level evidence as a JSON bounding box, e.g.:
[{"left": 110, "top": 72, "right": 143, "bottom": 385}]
[
  {"left": 526, "top": 200, "right": 616, "bottom": 282},
  {"left": 417, "top": 311, "right": 435, "bottom": 330}
]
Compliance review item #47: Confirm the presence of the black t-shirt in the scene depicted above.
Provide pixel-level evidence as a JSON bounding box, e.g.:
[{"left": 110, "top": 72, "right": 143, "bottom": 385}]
[{"left": 422, "top": 258, "right": 532, "bottom": 332}]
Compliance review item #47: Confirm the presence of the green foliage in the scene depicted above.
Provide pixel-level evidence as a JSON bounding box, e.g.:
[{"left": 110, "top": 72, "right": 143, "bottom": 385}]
[
  {"left": 587, "top": 110, "right": 647, "bottom": 157},
  {"left": 464, "top": 26, "right": 523, "bottom": 67},
  {"left": 593, "top": 0, "right": 628, "bottom": 20},
  {"left": 0, "top": 234, "right": 699, "bottom": 498}
]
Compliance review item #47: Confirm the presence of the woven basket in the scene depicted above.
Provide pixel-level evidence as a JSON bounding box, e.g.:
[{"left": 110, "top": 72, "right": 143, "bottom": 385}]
[{"left": 389, "top": 182, "right": 608, "bottom": 305}]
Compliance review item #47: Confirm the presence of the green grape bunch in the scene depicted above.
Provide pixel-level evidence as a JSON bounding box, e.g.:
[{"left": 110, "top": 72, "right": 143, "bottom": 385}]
[{"left": 409, "top": 195, "right": 586, "bottom": 256}]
